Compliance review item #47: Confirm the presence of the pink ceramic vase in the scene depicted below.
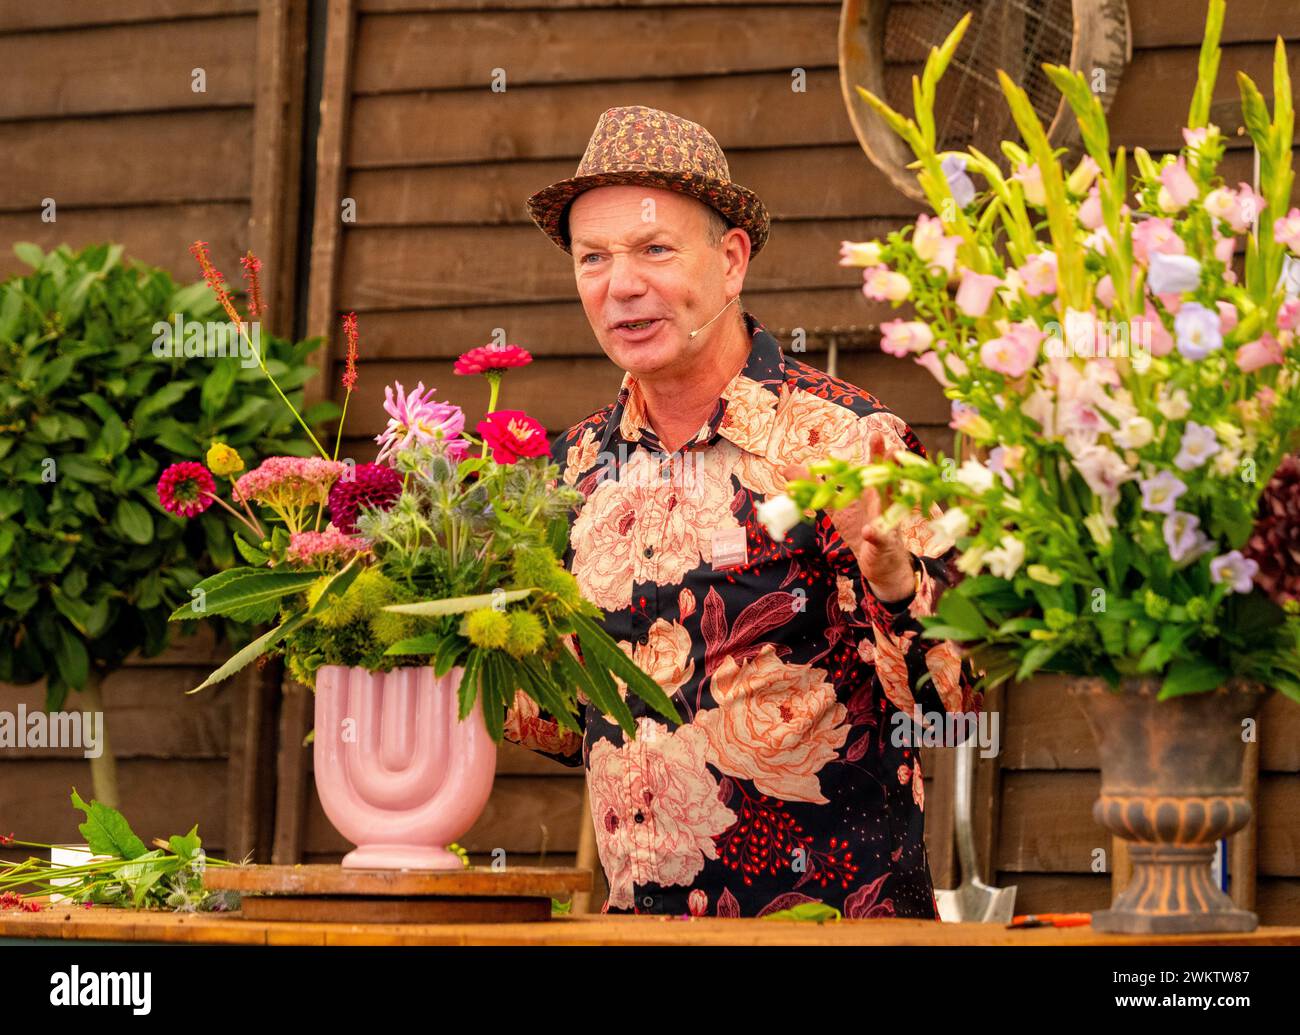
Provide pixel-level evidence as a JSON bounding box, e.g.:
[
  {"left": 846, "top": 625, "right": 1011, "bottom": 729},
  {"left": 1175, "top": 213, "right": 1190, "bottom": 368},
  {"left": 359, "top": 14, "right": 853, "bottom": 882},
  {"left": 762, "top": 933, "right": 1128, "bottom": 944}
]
[{"left": 313, "top": 664, "right": 497, "bottom": 869}]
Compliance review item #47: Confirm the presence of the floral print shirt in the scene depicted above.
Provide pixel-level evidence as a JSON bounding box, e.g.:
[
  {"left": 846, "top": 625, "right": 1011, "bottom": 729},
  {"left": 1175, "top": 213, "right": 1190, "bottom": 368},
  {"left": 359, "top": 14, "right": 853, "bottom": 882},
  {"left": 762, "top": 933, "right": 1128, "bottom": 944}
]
[{"left": 503, "top": 310, "right": 981, "bottom": 919}]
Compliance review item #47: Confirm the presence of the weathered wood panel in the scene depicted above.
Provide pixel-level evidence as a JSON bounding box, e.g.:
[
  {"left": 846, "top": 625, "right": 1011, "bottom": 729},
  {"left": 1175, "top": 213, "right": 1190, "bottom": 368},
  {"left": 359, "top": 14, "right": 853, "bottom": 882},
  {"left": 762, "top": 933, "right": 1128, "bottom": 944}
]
[
  {"left": 353, "top": 7, "right": 839, "bottom": 93},
  {"left": 0, "top": 758, "right": 231, "bottom": 854},
  {"left": 0, "top": 110, "right": 253, "bottom": 211},
  {"left": 0, "top": 16, "right": 256, "bottom": 120},
  {"left": 0, "top": 0, "right": 257, "bottom": 33},
  {"left": 0, "top": 202, "right": 249, "bottom": 280}
]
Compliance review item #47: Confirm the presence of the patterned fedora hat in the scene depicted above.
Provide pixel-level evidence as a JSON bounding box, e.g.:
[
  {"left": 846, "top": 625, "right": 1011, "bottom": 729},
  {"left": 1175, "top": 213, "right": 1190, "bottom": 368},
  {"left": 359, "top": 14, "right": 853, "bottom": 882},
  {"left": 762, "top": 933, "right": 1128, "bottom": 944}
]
[{"left": 526, "top": 105, "right": 770, "bottom": 257}]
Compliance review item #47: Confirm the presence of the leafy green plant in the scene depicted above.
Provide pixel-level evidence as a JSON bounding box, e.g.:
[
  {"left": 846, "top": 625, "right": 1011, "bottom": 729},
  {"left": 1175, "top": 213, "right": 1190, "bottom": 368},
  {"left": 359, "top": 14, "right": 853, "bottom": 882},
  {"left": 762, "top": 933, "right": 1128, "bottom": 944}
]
[
  {"left": 0, "top": 242, "right": 338, "bottom": 700},
  {"left": 0, "top": 242, "right": 339, "bottom": 804}
]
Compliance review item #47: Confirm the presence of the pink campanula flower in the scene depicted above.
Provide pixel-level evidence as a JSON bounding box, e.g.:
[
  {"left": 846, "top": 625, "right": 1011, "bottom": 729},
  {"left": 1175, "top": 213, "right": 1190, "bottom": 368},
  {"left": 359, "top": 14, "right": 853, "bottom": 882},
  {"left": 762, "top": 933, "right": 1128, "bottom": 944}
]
[
  {"left": 1236, "top": 333, "right": 1284, "bottom": 372},
  {"left": 955, "top": 271, "right": 1001, "bottom": 317}
]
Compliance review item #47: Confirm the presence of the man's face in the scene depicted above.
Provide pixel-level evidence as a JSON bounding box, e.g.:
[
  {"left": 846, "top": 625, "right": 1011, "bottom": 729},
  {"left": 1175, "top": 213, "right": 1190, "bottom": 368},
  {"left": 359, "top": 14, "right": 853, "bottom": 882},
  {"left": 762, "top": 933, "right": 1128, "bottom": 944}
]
[{"left": 567, "top": 185, "right": 748, "bottom": 380}]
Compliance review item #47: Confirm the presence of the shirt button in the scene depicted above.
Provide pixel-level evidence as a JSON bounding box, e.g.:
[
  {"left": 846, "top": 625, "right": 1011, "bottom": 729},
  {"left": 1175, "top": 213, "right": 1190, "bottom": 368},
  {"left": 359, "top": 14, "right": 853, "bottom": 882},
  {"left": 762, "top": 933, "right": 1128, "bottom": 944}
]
[
  {"left": 636, "top": 634, "right": 649, "bottom": 645},
  {"left": 634, "top": 810, "right": 645, "bottom": 823},
  {"left": 643, "top": 545, "right": 654, "bottom": 557},
  {"left": 641, "top": 895, "right": 655, "bottom": 908}
]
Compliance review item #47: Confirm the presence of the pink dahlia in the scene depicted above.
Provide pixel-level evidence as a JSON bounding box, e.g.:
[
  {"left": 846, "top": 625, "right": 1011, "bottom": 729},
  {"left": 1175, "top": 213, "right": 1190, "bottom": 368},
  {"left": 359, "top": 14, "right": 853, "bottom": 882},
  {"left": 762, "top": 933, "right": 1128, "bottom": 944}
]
[
  {"left": 453, "top": 343, "right": 533, "bottom": 377},
  {"left": 477, "top": 410, "right": 549, "bottom": 465},
  {"left": 328, "top": 462, "right": 403, "bottom": 534},
  {"left": 157, "top": 462, "right": 216, "bottom": 518},
  {"left": 374, "top": 381, "right": 466, "bottom": 464},
  {"left": 284, "top": 529, "right": 370, "bottom": 566}
]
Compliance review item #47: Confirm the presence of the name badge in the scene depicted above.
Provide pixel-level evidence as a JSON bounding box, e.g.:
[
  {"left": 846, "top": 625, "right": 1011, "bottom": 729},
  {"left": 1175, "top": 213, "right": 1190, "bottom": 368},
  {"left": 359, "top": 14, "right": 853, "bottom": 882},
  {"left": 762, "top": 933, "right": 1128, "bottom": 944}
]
[{"left": 711, "top": 526, "right": 748, "bottom": 569}]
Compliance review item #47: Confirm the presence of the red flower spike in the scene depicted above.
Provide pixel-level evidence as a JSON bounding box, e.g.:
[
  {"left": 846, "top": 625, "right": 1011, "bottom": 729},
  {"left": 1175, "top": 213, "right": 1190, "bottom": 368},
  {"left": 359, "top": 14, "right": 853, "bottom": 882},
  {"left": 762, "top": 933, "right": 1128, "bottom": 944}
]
[
  {"left": 240, "top": 251, "right": 265, "bottom": 319},
  {"left": 189, "top": 240, "right": 243, "bottom": 328},
  {"left": 341, "top": 311, "right": 360, "bottom": 391}
]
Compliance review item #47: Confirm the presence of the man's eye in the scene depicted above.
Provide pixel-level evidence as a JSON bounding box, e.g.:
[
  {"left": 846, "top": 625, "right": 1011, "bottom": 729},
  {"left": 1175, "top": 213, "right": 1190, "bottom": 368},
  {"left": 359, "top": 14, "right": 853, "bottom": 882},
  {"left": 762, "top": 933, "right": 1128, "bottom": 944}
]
[
  {"left": 647, "top": 244, "right": 669, "bottom": 254},
  {"left": 580, "top": 253, "right": 601, "bottom": 264}
]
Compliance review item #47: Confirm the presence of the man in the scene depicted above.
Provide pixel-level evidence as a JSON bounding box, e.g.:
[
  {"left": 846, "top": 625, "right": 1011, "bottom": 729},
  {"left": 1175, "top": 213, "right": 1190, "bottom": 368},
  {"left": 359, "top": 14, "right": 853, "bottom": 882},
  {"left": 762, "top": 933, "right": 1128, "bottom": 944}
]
[{"left": 503, "top": 105, "right": 979, "bottom": 919}]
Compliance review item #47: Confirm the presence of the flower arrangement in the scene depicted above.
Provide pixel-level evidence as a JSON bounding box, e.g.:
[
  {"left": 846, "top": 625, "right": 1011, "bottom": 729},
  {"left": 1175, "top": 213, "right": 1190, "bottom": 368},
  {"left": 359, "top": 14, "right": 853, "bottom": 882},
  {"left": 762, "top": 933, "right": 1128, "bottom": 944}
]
[
  {"left": 771, "top": 2, "right": 1300, "bottom": 701},
  {"left": 160, "top": 246, "right": 679, "bottom": 744}
]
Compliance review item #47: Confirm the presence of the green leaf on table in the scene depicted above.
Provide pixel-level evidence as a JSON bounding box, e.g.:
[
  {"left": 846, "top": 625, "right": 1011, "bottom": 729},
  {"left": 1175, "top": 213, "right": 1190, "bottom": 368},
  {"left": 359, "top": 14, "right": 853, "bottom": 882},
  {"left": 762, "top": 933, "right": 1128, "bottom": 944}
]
[
  {"left": 168, "top": 825, "right": 202, "bottom": 862},
  {"left": 71, "top": 788, "right": 148, "bottom": 860}
]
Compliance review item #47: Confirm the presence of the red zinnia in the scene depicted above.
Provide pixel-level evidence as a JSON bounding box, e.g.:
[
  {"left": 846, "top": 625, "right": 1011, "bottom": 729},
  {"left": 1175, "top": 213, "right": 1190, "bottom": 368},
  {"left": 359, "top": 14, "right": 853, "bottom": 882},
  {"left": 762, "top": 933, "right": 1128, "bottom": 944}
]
[
  {"left": 157, "top": 462, "right": 217, "bottom": 519},
  {"left": 328, "top": 462, "right": 403, "bottom": 534},
  {"left": 454, "top": 343, "right": 533, "bottom": 376},
  {"left": 477, "top": 410, "right": 549, "bottom": 465}
]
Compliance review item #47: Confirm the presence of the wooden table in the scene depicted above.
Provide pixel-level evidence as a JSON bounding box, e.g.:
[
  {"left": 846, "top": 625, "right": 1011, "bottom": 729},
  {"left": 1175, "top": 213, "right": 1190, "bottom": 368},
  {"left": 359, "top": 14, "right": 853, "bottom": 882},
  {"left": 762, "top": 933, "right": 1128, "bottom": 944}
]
[{"left": 3, "top": 906, "right": 1300, "bottom": 946}]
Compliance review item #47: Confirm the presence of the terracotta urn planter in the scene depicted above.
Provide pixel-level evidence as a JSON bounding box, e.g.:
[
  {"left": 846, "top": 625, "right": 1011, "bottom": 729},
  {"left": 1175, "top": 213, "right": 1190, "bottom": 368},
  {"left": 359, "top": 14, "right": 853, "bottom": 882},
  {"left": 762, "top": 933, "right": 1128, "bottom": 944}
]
[
  {"left": 1066, "top": 676, "right": 1269, "bottom": 934},
  {"left": 313, "top": 664, "right": 497, "bottom": 870}
]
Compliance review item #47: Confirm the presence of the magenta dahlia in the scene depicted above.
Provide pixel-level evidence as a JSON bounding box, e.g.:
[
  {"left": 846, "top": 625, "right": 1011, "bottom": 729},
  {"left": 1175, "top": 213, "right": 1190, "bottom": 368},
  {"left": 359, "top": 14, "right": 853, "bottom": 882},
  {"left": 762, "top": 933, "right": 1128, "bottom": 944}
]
[
  {"left": 328, "top": 462, "right": 403, "bottom": 534},
  {"left": 1244, "top": 454, "right": 1300, "bottom": 606},
  {"left": 157, "top": 462, "right": 216, "bottom": 518}
]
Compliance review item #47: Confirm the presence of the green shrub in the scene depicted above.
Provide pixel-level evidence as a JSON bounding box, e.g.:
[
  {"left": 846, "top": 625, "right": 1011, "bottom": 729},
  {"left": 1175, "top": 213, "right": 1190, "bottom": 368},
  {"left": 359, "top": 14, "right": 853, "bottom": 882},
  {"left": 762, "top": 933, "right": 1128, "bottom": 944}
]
[{"left": 0, "top": 242, "right": 339, "bottom": 707}]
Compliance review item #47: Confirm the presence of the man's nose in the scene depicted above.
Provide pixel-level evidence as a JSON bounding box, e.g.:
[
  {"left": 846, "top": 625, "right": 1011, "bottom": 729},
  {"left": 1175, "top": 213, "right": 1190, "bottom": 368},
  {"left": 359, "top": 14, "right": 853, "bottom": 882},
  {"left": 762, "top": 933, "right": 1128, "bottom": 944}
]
[{"left": 605, "top": 253, "right": 648, "bottom": 297}]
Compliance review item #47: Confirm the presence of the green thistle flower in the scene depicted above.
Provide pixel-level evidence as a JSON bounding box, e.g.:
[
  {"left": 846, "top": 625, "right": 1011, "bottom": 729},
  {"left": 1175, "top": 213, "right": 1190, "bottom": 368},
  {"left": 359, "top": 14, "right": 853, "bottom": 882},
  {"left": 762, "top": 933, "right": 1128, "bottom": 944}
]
[
  {"left": 511, "top": 545, "right": 559, "bottom": 589},
  {"left": 370, "top": 609, "right": 417, "bottom": 648},
  {"left": 465, "top": 607, "right": 509, "bottom": 649},
  {"left": 310, "top": 574, "right": 363, "bottom": 628},
  {"left": 504, "top": 610, "right": 545, "bottom": 658}
]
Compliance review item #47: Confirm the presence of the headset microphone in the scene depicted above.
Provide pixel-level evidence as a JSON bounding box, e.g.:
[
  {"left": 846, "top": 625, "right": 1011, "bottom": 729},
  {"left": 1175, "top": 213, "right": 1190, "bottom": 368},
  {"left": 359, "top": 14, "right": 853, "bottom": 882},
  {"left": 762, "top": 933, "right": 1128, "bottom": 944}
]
[{"left": 687, "top": 296, "right": 740, "bottom": 339}]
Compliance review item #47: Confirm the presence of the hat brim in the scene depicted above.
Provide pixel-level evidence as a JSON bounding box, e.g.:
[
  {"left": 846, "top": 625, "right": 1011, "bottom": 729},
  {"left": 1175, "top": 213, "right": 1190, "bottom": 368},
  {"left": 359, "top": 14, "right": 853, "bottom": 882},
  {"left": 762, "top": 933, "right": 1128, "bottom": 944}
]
[{"left": 526, "top": 169, "right": 770, "bottom": 256}]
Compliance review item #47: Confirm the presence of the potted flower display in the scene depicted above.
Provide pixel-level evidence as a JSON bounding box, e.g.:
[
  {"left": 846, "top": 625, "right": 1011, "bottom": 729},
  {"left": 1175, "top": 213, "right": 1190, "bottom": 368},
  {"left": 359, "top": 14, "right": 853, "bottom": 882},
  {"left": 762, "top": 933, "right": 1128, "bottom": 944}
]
[
  {"left": 768, "top": 1, "right": 1300, "bottom": 932},
  {"left": 162, "top": 248, "right": 679, "bottom": 870}
]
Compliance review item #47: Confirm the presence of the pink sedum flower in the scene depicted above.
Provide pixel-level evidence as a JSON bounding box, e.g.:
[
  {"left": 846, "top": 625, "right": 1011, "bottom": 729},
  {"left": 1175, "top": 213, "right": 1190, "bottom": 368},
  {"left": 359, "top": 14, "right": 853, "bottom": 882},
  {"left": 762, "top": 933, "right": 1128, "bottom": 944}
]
[
  {"left": 235, "top": 456, "right": 344, "bottom": 508},
  {"left": 285, "top": 529, "right": 370, "bottom": 566}
]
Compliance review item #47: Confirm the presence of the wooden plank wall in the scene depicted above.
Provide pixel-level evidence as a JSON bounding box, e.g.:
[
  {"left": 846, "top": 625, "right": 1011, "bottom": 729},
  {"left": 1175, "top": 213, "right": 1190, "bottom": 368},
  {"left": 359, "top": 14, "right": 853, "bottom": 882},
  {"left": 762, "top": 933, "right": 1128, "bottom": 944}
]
[{"left": 0, "top": 0, "right": 303, "bottom": 861}]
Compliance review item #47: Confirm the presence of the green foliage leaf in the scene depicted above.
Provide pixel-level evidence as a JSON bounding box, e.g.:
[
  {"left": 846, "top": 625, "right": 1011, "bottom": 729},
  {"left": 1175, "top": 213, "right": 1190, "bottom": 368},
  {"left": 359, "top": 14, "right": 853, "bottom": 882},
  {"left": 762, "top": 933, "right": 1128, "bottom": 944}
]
[{"left": 71, "top": 787, "right": 148, "bottom": 860}]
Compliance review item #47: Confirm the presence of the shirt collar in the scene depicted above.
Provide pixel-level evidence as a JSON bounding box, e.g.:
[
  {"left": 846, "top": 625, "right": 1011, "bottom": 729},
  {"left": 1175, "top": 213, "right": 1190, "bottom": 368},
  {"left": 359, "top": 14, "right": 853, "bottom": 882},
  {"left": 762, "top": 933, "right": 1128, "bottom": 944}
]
[{"left": 607, "top": 310, "right": 784, "bottom": 456}]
